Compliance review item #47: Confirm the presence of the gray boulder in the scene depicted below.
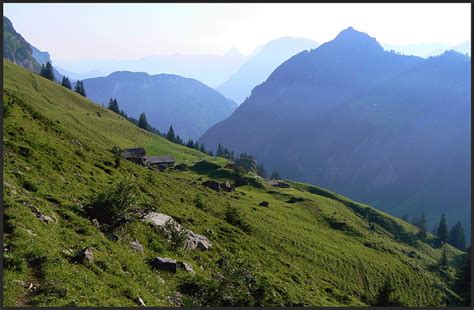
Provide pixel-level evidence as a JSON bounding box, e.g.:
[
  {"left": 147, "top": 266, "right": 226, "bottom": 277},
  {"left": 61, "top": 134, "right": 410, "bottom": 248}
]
[
  {"left": 130, "top": 240, "right": 144, "bottom": 253},
  {"left": 202, "top": 180, "right": 221, "bottom": 191},
  {"left": 143, "top": 213, "right": 181, "bottom": 231},
  {"left": 177, "top": 261, "right": 195, "bottom": 274},
  {"left": 143, "top": 212, "right": 212, "bottom": 251},
  {"left": 150, "top": 256, "right": 177, "bottom": 273},
  {"left": 74, "top": 247, "right": 94, "bottom": 263},
  {"left": 186, "top": 231, "right": 212, "bottom": 251}
]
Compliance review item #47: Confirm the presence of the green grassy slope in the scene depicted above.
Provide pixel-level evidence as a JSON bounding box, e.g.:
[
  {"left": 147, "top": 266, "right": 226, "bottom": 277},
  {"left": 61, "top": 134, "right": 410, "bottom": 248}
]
[{"left": 2, "top": 60, "right": 463, "bottom": 306}]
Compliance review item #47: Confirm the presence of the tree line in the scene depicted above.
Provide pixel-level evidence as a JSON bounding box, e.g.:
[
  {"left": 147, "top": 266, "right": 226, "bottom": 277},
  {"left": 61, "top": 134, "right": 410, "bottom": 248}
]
[
  {"left": 404, "top": 212, "right": 467, "bottom": 251},
  {"left": 40, "top": 61, "right": 87, "bottom": 97}
]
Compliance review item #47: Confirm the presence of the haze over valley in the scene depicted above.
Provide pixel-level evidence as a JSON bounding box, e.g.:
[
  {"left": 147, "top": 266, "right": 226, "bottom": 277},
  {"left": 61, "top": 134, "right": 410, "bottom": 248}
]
[{"left": 2, "top": 3, "right": 471, "bottom": 307}]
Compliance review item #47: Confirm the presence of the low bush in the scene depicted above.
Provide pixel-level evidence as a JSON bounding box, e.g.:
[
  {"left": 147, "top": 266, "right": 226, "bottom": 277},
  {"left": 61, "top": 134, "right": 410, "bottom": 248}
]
[
  {"left": 84, "top": 179, "right": 160, "bottom": 231},
  {"left": 178, "top": 254, "right": 275, "bottom": 306},
  {"left": 163, "top": 219, "right": 188, "bottom": 251},
  {"left": 224, "top": 204, "right": 251, "bottom": 233}
]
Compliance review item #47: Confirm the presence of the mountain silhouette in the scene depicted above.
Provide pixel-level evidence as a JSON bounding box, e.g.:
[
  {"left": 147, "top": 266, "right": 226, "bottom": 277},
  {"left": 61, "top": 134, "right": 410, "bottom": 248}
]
[{"left": 199, "top": 27, "right": 471, "bottom": 231}]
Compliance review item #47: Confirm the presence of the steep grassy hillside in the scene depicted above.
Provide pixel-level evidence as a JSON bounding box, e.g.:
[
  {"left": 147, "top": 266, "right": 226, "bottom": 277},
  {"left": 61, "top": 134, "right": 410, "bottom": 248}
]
[{"left": 2, "top": 60, "right": 464, "bottom": 307}]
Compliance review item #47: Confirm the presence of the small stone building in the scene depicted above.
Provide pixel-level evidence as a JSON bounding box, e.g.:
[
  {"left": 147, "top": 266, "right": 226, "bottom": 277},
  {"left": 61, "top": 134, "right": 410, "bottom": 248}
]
[{"left": 146, "top": 155, "right": 176, "bottom": 170}]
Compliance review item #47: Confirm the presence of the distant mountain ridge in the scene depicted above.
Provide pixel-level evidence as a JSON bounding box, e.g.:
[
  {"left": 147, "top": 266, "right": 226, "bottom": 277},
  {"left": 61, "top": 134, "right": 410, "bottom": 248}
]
[
  {"left": 83, "top": 71, "right": 237, "bottom": 140},
  {"left": 216, "top": 37, "right": 319, "bottom": 104},
  {"left": 55, "top": 49, "right": 248, "bottom": 87},
  {"left": 382, "top": 41, "right": 471, "bottom": 57},
  {"left": 199, "top": 27, "right": 471, "bottom": 231}
]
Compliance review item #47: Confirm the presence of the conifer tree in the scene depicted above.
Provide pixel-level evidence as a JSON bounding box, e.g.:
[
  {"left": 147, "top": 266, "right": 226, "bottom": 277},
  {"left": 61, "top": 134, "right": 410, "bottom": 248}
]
[
  {"left": 166, "top": 126, "right": 176, "bottom": 142},
  {"left": 40, "top": 61, "right": 55, "bottom": 81},
  {"left": 437, "top": 214, "right": 448, "bottom": 243},
  {"left": 453, "top": 246, "right": 471, "bottom": 306},
  {"left": 216, "top": 144, "right": 224, "bottom": 157},
  {"left": 138, "top": 112, "right": 150, "bottom": 131},
  {"left": 176, "top": 135, "right": 183, "bottom": 145},
  {"left": 401, "top": 213, "right": 408, "bottom": 221},
  {"left": 107, "top": 98, "right": 120, "bottom": 114},
  {"left": 74, "top": 80, "right": 86, "bottom": 97},
  {"left": 416, "top": 212, "right": 427, "bottom": 240},
  {"left": 61, "top": 76, "right": 72, "bottom": 89},
  {"left": 439, "top": 246, "right": 449, "bottom": 269},
  {"left": 199, "top": 143, "right": 206, "bottom": 153},
  {"left": 186, "top": 139, "right": 194, "bottom": 148},
  {"left": 448, "top": 221, "right": 466, "bottom": 250},
  {"left": 373, "top": 280, "right": 402, "bottom": 306},
  {"left": 193, "top": 141, "right": 200, "bottom": 150}
]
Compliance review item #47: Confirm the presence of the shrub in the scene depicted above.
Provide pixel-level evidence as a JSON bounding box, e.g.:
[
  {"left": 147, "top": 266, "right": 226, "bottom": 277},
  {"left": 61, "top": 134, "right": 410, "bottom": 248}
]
[
  {"left": 163, "top": 219, "right": 188, "bottom": 251},
  {"left": 21, "top": 179, "right": 38, "bottom": 192},
  {"left": 178, "top": 254, "right": 274, "bottom": 306},
  {"left": 111, "top": 146, "right": 121, "bottom": 168},
  {"left": 84, "top": 179, "right": 144, "bottom": 230},
  {"left": 225, "top": 204, "right": 251, "bottom": 233},
  {"left": 372, "top": 280, "right": 404, "bottom": 306},
  {"left": 194, "top": 195, "right": 206, "bottom": 210}
]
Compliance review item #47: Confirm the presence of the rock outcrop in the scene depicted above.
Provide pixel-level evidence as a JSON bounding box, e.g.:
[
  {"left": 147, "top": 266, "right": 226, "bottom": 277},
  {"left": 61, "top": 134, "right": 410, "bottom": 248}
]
[
  {"left": 143, "top": 212, "right": 212, "bottom": 251},
  {"left": 150, "top": 257, "right": 177, "bottom": 272}
]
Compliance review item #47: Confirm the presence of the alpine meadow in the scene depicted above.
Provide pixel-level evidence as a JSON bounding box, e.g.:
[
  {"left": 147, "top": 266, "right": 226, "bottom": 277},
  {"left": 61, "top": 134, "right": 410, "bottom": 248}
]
[{"left": 2, "top": 3, "right": 472, "bottom": 308}]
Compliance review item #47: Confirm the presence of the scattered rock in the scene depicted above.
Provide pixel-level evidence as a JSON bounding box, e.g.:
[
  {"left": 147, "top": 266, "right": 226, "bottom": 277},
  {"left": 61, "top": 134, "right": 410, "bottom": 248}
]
[
  {"left": 268, "top": 180, "right": 290, "bottom": 188},
  {"left": 407, "top": 251, "right": 418, "bottom": 258},
  {"left": 186, "top": 231, "right": 212, "bottom": 251},
  {"left": 220, "top": 181, "right": 235, "bottom": 192},
  {"left": 167, "top": 292, "right": 184, "bottom": 306},
  {"left": 92, "top": 219, "right": 100, "bottom": 228},
  {"left": 177, "top": 261, "right": 195, "bottom": 274},
  {"left": 202, "top": 180, "right": 221, "bottom": 192},
  {"left": 150, "top": 257, "right": 177, "bottom": 273},
  {"left": 174, "top": 163, "right": 188, "bottom": 171},
  {"left": 71, "top": 139, "right": 82, "bottom": 146},
  {"left": 259, "top": 201, "right": 269, "bottom": 207},
  {"left": 25, "top": 203, "right": 55, "bottom": 224},
  {"left": 287, "top": 197, "right": 305, "bottom": 203},
  {"left": 130, "top": 240, "right": 144, "bottom": 253},
  {"left": 25, "top": 229, "right": 37, "bottom": 237},
  {"left": 74, "top": 247, "right": 94, "bottom": 263}
]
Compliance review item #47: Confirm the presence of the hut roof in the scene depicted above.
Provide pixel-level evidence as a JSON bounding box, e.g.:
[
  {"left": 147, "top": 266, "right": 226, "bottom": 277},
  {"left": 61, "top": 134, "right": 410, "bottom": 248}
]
[
  {"left": 146, "top": 155, "right": 175, "bottom": 164},
  {"left": 121, "top": 147, "right": 146, "bottom": 158}
]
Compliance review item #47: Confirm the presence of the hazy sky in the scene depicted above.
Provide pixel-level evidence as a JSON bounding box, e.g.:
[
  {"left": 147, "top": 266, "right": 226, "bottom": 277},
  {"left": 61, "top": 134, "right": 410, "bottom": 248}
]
[{"left": 3, "top": 3, "right": 471, "bottom": 60}]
